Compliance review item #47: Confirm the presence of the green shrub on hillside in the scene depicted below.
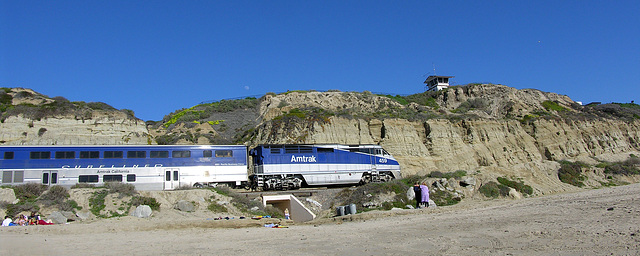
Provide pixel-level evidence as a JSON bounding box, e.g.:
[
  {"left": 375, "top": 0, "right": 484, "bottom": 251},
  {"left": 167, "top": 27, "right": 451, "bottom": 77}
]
[
  {"left": 38, "top": 185, "right": 70, "bottom": 203},
  {"left": 12, "top": 183, "right": 48, "bottom": 202},
  {"left": 104, "top": 182, "right": 136, "bottom": 198},
  {"left": 428, "top": 170, "right": 467, "bottom": 179},
  {"left": 379, "top": 94, "right": 409, "bottom": 105},
  {"left": 207, "top": 196, "right": 228, "bottom": 213},
  {"left": 454, "top": 98, "right": 489, "bottom": 113},
  {"left": 497, "top": 177, "right": 533, "bottom": 195},
  {"left": 131, "top": 195, "right": 161, "bottom": 211},
  {"left": 599, "top": 156, "right": 640, "bottom": 175},
  {"left": 89, "top": 190, "right": 108, "bottom": 216},
  {"left": 478, "top": 181, "right": 510, "bottom": 198},
  {"left": 557, "top": 161, "right": 587, "bottom": 187},
  {"left": 430, "top": 189, "right": 462, "bottom": 206},
  {"left": 212, "top": 186, "right": 262, "bottom": 214},
  {"left": 542, "top": 101, "right": 567, "bottom": 112}
]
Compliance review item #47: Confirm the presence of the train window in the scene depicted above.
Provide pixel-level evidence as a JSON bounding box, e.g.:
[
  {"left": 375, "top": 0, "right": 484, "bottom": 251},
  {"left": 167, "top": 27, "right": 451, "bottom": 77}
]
[
  {"left": 79, "top": 175, "right": 99, "bottom": 183},
  {"left": 42, "top": 173, "right": 48, "bottom": 184},
  {"left": 317, "top": 148, "right": 334, "bottom": 153},
  {"left": 215, "top": 150, "right": 233, "bottom": 157},
  {"left": 359, "top": 148, "right": 373, "bottom": 154},
  {"left": 13, "top": 171, "right": 24, "bottom": 183},
  {"left": 173, "top": 171, "right": 178, "bottom": 181},
  {"left": 270, "top": 148, "right": 281, "bottom": 154},
  {"left": 165, "top": 171, "right": 171, "bottom": 181},
  {"left": 151, "top": 151, "right": 169, "bottom": 158},
  {"left": 4, "top": 152, "right": 14, "bottom": 159},
  {"left": 30, "top": 151, "right": 51, "bottom": 159},
  {"left": 104, "top": 151, "right": 123, "bottom": 159},
  {"left": 172, "top": 151, "right": 191, "bottom": 158},
  {"left": 51, "top": 173, "right": 57, "bottom": 184},
  {"left": 203, "top": 150, "right": 212, "bottom": 158},
  {"left": 127, "top": 151, "right": 146, "bottom": 158},
  {"left": 80, "top": 151, "right": 99, "bottom": 159},
  {"left": 127, "top": 174, "right": 136, "bottom": 182},
  {"left": 103, "top": 175, "right": 123, "bottom": 182},
  {"left": 2, "top": 171, "right": 12, "bottom": 184},
  {"left": 299, "top": 146, "right": 313, "bottom": 153},
  {"left": 55, "top": 151, "right": 76, "bottom": 159},
  {"left": 284, "top": 146, "right": 299, "bottom": 153}
]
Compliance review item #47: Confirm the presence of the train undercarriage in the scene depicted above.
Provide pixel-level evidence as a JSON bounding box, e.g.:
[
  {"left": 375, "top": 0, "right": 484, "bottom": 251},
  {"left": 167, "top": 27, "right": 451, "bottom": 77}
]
[{"left": 250, "top": 171, "right": 395, "bottom": 191}]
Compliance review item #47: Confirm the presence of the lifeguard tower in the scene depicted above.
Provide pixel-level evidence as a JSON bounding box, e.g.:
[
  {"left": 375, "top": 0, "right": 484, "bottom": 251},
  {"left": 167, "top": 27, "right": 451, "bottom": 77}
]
[{"left": 424, "top": 75, "right": 454, "bottom": 91}]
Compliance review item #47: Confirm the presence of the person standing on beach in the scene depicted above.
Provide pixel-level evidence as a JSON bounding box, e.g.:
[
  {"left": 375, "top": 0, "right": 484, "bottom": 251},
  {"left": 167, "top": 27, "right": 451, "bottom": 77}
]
[
  {"left": 420, "top": 182, "right": 430, "bottom": 208},
  {"left": 413, "top": 182, "right": 422, "bottom": 208}
]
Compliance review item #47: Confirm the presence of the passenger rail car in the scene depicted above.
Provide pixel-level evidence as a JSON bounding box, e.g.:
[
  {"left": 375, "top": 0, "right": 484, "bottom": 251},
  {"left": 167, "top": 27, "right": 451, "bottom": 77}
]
[
  {"left": 249, "top": 144, "right": 401, "bottom": 190},
  {"left": 0, "top": 145, "right": 248, "bottom": 190}
]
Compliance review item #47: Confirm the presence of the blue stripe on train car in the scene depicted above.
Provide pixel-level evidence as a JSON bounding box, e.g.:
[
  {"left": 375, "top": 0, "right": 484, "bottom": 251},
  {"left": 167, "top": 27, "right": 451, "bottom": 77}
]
[
  {"left": 251, "top": 144, "right": 399, "bottom": 166},
  {"left": 0, "top": 145, "right": 247, "bottom": 170}
]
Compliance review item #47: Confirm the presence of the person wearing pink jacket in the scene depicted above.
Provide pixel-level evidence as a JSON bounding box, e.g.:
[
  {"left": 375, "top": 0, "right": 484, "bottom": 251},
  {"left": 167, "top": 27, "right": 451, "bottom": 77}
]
[{"left": 420, "top": 182, "right": 430, "bottom": 208}]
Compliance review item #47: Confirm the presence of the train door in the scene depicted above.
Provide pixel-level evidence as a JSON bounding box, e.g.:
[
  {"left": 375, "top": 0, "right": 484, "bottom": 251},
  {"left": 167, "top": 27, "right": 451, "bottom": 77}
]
[
  {"left": 164, "top": 168, "right": 180, "bottom": 190},
  {"left": 42, "top": 170, "right": 58, "bottom": 186},
  {"left": 369, "top": 148, "right": 378, "bottom": 172}
]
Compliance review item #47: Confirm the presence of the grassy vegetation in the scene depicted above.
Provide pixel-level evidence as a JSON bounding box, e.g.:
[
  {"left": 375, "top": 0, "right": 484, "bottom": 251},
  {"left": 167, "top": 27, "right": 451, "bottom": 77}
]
[
  {"left": 452, "top": 98, "right": 489, "bottom": 113},
  {"left": 379, "top": 94, "right": 409, "bottom": 105},
  {"left": 85, "top": 183, "right": 160, "bottom": 217},
  {"left": 478, "top": 181, "right": 511, "bottom": 198},
  {"left": 162, "top": 97, "right": 259, "bottom": 128},
  {"left": 206, "top": 196, "right": 228, "bottom": 213},
  {"left": 1, "top": 183, "right": 46, "bottom": 217},
  {"left": 542, "top": 101, "right": 567, "bottom": 112},
  {"left": 130, "top": 195, "right": 161, "bottom": 211},
  {"left": 557, "top": 161, "right": 587, "bottom": 187},
  {"left": 428, "top": 170, "right": 467, "bottom": 179},
  {"left": 429, "top": 189, "right": 462, "bottom": 206},
  {"left": 497, "top": 177, "right": 533, "bottom": 195},
  {"left": 104, "top": 182, "right": 136, "bottom": 198},
  {"left": 89, "top": 190, "right": 108, "bottom": 217},
  {"left": 613, "top": 103, "right": 640, "bottom": 110},
  {"left": 0, "top": 184, "right": 89, "bottom": 217},
  {"left": 597, "top": 156, "right": 640, "bottom": 175},
  {"left": 211, "top": 186, "right": 264, "bottom": 215}
]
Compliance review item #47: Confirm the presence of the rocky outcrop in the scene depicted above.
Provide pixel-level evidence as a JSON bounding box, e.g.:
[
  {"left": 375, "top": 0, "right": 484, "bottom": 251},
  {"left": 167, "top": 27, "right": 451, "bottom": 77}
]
[
  {"left": 252, "top": 114, "right": 640, "bottom": 193},
  {"left": 0, "top": 88, "right": 149, "bottom": 145},
  {"left": 0, "top": 114, "right": 149, "bottom": 145}
]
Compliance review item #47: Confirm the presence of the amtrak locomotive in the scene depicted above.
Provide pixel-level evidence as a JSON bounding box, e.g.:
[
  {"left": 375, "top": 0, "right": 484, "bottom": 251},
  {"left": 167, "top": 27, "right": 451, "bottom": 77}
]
[
  {"left": 0, "top": 144, "right": 401, "bottom": 191},
  {"left": 249, "top": 144, "right": 401, "bottom": 190}
]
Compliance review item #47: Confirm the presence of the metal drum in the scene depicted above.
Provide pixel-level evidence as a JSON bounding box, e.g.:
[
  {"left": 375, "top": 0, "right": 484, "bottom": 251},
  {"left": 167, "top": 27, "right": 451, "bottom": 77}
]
[{"left": 348, "top": 204, "right": 357, "bottom": 215}]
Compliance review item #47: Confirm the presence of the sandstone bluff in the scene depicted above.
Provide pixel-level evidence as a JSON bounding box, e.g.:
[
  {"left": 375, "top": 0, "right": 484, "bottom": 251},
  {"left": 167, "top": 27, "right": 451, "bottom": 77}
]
[{"left": 1, "top": 85, "right": 639, "bottom": 195}]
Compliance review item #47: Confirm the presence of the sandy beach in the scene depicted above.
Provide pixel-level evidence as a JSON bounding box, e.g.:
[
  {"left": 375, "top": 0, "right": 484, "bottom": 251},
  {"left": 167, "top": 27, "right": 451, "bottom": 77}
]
[{"left": 1, "top": 183, "right": 639, "bottom": 255}]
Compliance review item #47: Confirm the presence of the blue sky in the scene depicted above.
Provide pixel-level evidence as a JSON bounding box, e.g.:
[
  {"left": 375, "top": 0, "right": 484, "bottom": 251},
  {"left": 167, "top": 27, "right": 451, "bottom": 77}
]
[{"left": 1, "top": 1, "right": 639, "bottom": 121}]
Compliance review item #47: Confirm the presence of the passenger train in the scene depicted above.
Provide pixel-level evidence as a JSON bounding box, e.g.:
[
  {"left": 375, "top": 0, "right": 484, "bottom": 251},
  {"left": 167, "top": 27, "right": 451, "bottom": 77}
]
[{"left": 0, "top": 144, "right": 401, "bottom": 191}]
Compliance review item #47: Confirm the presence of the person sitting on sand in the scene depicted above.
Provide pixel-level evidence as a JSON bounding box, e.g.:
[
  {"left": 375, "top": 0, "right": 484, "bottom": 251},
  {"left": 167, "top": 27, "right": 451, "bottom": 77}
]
[
  {"left": 2, "top": 216, "right": 12, "bottom": 226},
  {"left": 16, "top": 214, "right": 27, "bottom": 226}
]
